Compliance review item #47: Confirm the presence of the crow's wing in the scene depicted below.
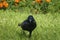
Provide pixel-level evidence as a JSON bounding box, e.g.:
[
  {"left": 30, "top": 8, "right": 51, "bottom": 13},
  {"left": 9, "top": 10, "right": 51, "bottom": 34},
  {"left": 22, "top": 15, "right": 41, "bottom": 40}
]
[{"left": 21, "top": 20, "right": 30, "bottom": 30}]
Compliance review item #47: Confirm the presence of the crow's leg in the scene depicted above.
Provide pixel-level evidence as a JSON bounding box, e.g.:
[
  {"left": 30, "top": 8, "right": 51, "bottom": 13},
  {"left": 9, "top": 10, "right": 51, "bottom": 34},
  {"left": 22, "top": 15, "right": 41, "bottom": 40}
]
[{"left": 29, "top": 31, "right": 32, "bottom": 38}]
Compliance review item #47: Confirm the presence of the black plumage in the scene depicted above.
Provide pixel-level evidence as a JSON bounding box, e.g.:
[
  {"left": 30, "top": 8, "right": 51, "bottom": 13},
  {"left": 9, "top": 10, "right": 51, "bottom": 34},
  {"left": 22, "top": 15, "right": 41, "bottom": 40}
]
[{"left": 18, "top": 15, "right": 36, "bottom": 37}]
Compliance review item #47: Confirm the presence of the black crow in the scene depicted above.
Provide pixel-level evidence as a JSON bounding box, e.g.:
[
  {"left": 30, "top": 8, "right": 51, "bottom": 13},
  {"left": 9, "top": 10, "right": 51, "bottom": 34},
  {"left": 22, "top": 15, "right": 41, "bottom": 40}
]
[{"left": 18, "top": 15, "right": 36, "bottom": 37}]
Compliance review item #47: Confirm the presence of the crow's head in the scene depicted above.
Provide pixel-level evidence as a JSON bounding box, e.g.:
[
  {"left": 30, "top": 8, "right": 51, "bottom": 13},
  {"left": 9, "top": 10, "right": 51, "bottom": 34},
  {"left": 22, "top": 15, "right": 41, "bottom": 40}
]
[{"left": 27, "top": 15, "right": 35, "bottom": 23}]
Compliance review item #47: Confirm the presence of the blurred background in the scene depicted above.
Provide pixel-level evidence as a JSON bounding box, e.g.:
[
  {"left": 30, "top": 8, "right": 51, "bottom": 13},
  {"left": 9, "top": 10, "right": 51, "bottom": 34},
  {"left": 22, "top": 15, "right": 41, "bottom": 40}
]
[{"left": 0, "top": 0, "right": 60, "bottom": 40}]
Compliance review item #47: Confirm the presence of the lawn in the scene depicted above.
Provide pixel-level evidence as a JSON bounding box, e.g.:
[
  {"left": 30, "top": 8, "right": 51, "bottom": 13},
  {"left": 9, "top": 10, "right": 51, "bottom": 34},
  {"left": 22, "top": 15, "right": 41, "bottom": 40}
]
[{"left": 0, "top": 10, "right": 60, "bottom": 40}]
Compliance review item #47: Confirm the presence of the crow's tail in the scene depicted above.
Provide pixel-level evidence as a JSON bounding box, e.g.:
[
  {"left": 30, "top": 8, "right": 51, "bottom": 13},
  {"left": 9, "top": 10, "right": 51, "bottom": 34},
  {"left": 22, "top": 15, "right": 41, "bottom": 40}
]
[{"left": 18, "top": 23, "right": 21, "bottom": 26}]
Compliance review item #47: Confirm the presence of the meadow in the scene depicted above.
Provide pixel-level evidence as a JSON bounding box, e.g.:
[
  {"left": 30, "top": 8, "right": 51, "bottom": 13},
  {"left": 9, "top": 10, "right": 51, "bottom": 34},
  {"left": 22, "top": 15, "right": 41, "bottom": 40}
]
[
  {"left": 0, "top": 0, "right": 60, "bottom": 40},
  {"left": 0, "top": 10, "right": 60, "bottom": 40}
]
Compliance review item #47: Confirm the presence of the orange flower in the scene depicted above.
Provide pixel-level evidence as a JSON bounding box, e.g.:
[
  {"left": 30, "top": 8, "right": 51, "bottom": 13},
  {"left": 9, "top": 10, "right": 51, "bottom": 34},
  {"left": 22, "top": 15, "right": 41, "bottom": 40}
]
[
  {"left": 0, "top": 2, "right": 3, "bottom": 8},
  {"left": 35, "top": 0, "right": 42, "bottom": 3},
  {"left": 46, "top": 0, "right": 51, "bottom": 3},
  {"left": 15, "top": 0, "right": 20, "bottom": 3},
  {"left": 3, "top": 1, "right": 9, "bottom": 8}
]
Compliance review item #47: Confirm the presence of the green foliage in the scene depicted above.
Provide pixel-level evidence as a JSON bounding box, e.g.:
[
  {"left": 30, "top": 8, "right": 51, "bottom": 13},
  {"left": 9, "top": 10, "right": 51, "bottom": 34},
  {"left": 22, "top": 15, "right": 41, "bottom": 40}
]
[
  {"left": 0, "top": 0, "right": 60, "bottom": 13},
  {"left": 0, "top": 10, "right": 60, "bottom": 40}
]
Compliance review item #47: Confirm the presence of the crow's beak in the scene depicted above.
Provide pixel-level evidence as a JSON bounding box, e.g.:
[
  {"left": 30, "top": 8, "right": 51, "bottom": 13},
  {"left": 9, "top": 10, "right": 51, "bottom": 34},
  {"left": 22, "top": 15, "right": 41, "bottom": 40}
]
[{"left": 29, "top": 20, "right": 32, "bottom": 22}]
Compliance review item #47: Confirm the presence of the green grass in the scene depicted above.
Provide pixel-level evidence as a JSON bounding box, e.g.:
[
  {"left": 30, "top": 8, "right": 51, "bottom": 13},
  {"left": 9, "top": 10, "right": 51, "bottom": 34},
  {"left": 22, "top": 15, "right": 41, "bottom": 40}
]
[{"left": 0, "top": 10, "right": 60, "bottom": 40}]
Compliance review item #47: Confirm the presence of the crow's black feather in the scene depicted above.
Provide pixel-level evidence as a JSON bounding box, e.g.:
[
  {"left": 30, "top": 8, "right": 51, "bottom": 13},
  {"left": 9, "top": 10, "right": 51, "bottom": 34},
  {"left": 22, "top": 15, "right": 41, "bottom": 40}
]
[{"left": 18, "top": 15, "right": 36, "bottom": 37}]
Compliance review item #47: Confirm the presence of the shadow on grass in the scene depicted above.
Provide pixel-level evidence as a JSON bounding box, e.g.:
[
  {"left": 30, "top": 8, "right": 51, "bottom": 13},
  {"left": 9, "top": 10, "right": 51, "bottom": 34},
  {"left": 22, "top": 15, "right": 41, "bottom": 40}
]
[{"left": 16, "top": 30, "right": 33, "bottom": 40}]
